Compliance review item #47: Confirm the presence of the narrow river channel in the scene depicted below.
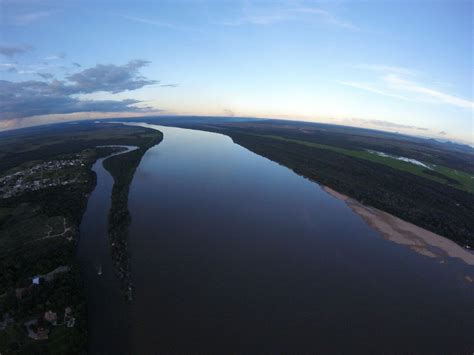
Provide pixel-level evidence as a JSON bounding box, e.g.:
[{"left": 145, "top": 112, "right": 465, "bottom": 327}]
[{"left": 77, "top": 146, "right": 136, "bottom": 354}]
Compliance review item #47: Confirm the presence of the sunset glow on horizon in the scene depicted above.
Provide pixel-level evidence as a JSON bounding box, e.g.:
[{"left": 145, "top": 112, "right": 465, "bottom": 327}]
[{"left": 1, "top": 0, "right": 472, "bottom": 144}]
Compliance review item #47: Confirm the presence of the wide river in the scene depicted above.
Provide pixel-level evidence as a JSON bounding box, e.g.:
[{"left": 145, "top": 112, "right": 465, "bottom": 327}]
[{"left": 81, "top": 124, "right": 473, "bottom": 353}]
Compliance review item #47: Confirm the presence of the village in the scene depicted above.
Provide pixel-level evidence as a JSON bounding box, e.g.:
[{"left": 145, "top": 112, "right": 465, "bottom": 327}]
[
  {"left": 0, "top": 151, "right": 93, "bottom": 352},
  {"left": 0, "top": 157, "right": 87, "bottom": 199}
]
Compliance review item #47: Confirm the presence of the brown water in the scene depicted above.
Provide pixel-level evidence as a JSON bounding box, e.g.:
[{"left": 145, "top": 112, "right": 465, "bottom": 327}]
[
  {"left": 78, "top": 126, "right": 473, "bottom": 354},
  {"left": 125, "top": 125, "right": 473, "bottom": 354}
]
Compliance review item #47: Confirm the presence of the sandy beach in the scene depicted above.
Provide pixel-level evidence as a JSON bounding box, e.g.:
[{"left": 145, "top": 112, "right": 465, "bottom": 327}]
[{"left": 323, "top": 186, "right": 474, "bottom": 267}]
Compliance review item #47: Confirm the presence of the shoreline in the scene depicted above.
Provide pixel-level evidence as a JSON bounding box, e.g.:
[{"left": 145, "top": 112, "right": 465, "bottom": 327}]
[
  {"left": 103, "top": 130, "right": 164, "bottom": 301},
  {"left": 323, "top": 186, "right": 474, "bottom": 267}
]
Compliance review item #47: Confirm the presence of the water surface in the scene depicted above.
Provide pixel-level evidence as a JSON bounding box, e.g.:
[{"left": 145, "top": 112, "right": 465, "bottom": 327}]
[
  {"left": 124, "top": 126, "right": 472, "bottom": 353},
  {"left": 77, "top": 146, "right": 136, "bottom": 354}
]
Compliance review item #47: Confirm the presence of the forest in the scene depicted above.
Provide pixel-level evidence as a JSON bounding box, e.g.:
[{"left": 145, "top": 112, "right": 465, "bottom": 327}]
[{"left": 0, "top": 122, "right": 162, "bottom": 354}]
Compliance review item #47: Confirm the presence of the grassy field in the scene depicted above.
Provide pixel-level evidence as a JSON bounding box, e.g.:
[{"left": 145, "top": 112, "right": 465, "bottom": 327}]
[{"left": 252, "top": 133, "right": 474, "bottom": 193}]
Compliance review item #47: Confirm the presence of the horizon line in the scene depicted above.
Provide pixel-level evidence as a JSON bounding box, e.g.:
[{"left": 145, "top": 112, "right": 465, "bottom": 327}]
[{"left": 1, "top": 113, "right": 472, "bottom": 148}]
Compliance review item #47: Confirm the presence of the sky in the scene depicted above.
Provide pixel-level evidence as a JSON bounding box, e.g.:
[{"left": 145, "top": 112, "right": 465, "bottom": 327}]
[{"left": 0, "top": 0, "right": 473, "bottom": 143}]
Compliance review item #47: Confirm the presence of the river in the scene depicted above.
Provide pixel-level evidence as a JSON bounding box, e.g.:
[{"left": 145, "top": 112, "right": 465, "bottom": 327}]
[
  {"left": 77, "top": 146, "right": 136, "bottom": 354},
  {"left": 79, "top": 126, "right": 473, "bottom": 354},
  {"left": 127, "top": 125, "right": 473, "bottom": 354}
]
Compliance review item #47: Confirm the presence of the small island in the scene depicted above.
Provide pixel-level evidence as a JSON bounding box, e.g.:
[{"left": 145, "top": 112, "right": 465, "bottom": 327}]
[{"left": 103, "top": 126, "right": 163, "bottom": 301}]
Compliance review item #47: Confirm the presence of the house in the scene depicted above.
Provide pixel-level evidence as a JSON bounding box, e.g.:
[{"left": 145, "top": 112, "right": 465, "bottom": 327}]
[
  {"left": 34, "top": 327, "right": 50, "bottom": 340},
  {"left": 24, "top": 319, "right": 49, "bottom": 340},
  {"left": 44, "top": 310, "right": 58, "bottom": 325},
  {"left": 64, "top": 307, "right": 76, "bottom": 328}
]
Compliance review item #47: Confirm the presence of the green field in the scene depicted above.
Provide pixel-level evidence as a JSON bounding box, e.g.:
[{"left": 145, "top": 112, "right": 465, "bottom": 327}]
[{"left": 253, "top": 133, "right": 474, "bottom": 193}]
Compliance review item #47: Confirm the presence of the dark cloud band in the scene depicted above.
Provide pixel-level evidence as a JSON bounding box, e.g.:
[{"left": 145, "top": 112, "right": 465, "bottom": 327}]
[
  {"left": 0, "top": 45, "right": 31, "bottom": 57},
  {"left": 0, "top": 60, "right": 156, "bottom": 119}
]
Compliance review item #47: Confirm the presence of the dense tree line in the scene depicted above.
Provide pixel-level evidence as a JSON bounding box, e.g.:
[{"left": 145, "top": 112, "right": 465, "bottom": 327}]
[
  {"left": 103, "top": 130, "right": 163, "bottom": 301},
  {"left": 227, "top": 132, "right": 474, "bottom": 247}
]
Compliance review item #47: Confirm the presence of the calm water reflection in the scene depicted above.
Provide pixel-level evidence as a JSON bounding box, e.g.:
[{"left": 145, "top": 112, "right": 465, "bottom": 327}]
[
  {"left": 127, "top": 125, "right": 473, "bottom": 353},
  {"left": 77, "top": 147, "right": 136, "bottom": 354}
]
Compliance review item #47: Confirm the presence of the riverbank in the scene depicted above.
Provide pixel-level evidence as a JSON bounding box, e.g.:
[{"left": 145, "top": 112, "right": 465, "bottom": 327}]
[{"left": 322, "top": 186, "right": 474, "bottom": 267}]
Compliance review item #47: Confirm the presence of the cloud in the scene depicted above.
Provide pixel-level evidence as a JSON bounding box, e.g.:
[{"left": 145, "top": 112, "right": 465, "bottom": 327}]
[
  {"left": 292, "top": 7, "right": 358, "bottom": 30},
  {"left": 343, "top": 66, "right": 474, "bottom": 110},
  {"left": 219, "top": 5, "right": 357, "bottom": 30},
  {"left": 341, "top": 118, "right": 429, "bottom": 132},
  {"left": 0, "top": 62, "right": 56, "bottom": 75},
  {"left": 36, "top": 72, "right": 54, "bottom": 80},
  {"left": 220, "top": 14, "right": 285, "bottom": 26},
  {"left": 119, "top": 14, "right": 196, "bottom": 31},
  {"left": 0, "top": 63, "right": 18, "bottom": 72},
  {"left": 341, "top": 81, "right": 412, "bottom": 101},
  {"left": 383, "top": 74, "right": 474, "bottom": 109},
  {"left": 363, "top": 119, "right": 428, "bottom": 131},
  {"left": 223, "top": 108, "right": 235, "bottom": 117},
  {"left": 120, "top": 6, "right": 356, "bottom": 32},
  {"left": 0, "top": 60, "right": 157, "bottom": 120},
  {"left": 66, "top": 60, "right": 157, "bottom": 94},
  {"left": 44, "top": 52, "right": 66, "bottom": 61},
  {"left": 11, "top": 11, "right": 54, "bottom": 25},
  {"left": 352, "top": 64, "right": 417, "bottom": 76},
  {"left": 0, "top": 44, "right": 31, "bottom": 57}
]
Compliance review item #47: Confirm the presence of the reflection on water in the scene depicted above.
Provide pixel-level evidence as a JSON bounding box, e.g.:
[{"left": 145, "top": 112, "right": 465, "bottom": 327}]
[
  {"left": 77, "top": 146, "right": 136, "bottom": 354},
  {"left": 126, "top": 125, "right": 473, "bottom": 353}
]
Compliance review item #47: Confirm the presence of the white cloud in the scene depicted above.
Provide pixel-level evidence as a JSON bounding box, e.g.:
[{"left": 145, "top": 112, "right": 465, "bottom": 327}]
[
  {"left": 119, "top": 14, "right": 197, "bottom": 32},
  {"left": 341, "top": 81, "right": 412, "bottom": 101},
  {"left": 342, "top": 117, "right": 428, "bottom": 131},
  {"left": 292, "top": 7, "right": 358, "bottom": 30},
  {"left": 383, "top": 74, "right": 474, "bottom": 109},
  {"left": 44, "top": 52, "right": 66, "bottom": 61},
  {"left": 352, "top": 64, "right": 418, "bottom": 76},
  {"left": 0, "top": 63, "right": 17, "bottom": 71},
  {"left": 342, "top": 66, "right": 473, "bottom": 110},
  {"left": 11, "top": 11, "right": 54, "bottom": 25},
  {"left": 219, "top": 5, "right": 358, "bottom": 30}
]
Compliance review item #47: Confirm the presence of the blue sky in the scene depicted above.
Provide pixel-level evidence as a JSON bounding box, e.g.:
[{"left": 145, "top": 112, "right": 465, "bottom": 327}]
[{"left": 1, "top": 0, "right": 472, "bottom": 143}]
